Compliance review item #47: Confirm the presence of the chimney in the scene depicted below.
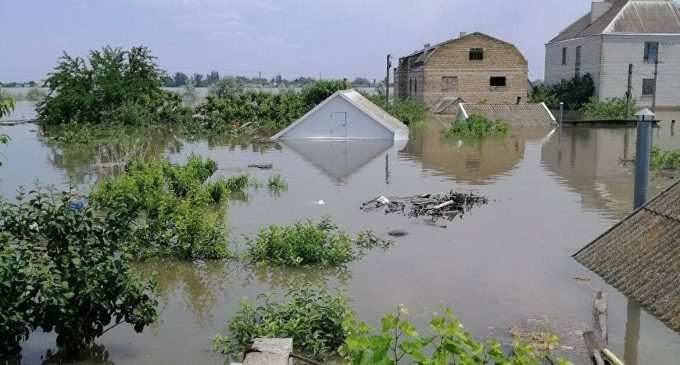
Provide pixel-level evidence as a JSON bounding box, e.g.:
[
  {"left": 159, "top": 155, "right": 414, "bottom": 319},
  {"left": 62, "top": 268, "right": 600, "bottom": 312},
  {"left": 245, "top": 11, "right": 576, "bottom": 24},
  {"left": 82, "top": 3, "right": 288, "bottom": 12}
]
[
  {"left": 459, "top": 32, "right": 468, "bottom": 38},
  {"left": 591, "top": 1, "right": 612, "bottom": 23}
]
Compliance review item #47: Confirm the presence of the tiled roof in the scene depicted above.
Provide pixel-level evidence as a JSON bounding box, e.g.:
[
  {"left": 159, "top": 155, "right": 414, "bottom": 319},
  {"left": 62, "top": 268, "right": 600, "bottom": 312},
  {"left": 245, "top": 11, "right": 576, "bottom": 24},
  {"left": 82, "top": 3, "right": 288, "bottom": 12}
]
[
  {"left": 459, "top": 103, "right": 556, "bottom": 127},
  {"left": 549, "top": 0, "right": 680, "bottom": 44},
  {"left": 574, "top": 181, "right": 680, "bottom": 333}
]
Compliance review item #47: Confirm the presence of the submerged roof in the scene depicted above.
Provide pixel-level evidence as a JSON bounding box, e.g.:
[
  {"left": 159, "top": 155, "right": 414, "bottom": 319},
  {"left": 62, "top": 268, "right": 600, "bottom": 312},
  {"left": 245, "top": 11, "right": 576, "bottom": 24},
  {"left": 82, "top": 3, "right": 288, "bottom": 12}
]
[
  {"left": 271, "top": 89, "right": 407, "bottom": 140},
  {"left": 550, "top": 0, "right": 680, "bottom": 43},
  {"left": 574, "top": 181, "right": 680, "bottom": 333},
  {"left": 458, "top": 103, "right": 556, "bottom": 127}
]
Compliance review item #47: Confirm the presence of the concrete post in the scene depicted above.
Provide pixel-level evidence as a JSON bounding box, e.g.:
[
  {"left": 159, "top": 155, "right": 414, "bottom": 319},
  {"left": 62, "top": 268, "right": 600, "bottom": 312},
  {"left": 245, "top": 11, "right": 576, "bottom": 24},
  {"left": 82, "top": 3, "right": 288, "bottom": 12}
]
[{"left": 633, "top": 108, "right": 655, "bottom": 209}]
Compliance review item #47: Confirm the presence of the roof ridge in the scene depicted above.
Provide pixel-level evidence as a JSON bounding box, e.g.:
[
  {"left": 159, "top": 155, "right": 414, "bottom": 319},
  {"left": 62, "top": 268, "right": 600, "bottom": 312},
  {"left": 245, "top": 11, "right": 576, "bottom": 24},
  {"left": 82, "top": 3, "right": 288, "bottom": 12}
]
[{"left": 642, "top": 206, "right": 680, "bottom": 225}]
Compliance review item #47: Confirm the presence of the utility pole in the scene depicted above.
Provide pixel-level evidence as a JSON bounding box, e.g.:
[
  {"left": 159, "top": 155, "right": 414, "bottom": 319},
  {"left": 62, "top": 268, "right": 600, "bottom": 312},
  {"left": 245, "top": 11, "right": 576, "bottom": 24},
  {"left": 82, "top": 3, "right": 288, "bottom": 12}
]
[
  {"left": 652, "top": 57, "right": 659, "bottom": 113},
  {"left": 385, "top": 54, "right": 392, "bottom": 106},
  {"left": 625, "top": 64, "right": 633, "bottom": 119}
]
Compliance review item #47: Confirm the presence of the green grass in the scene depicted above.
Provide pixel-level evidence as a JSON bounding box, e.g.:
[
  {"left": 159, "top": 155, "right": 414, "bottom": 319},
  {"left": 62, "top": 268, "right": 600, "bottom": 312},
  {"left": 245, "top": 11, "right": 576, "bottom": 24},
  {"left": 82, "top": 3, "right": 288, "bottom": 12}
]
[
  {"left": 445, "top": 113, "right": 509, "bottom": 138},
  {"left": 651, "top": 146, "right": 680, "bottom": 170}
]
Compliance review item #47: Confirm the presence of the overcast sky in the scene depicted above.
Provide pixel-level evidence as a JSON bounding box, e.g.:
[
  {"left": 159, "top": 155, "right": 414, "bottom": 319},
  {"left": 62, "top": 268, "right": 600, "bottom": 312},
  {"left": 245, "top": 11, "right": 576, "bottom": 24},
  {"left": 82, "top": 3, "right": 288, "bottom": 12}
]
[{"left": 1, "top": 0, "right": 598, "bottom": 82}]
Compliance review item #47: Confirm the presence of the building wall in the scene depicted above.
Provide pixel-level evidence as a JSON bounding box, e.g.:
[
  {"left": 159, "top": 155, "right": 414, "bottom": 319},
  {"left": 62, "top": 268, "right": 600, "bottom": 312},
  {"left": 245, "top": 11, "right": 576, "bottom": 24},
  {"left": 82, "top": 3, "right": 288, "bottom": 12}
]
[
  {"left": 398, "top": 33, "right": 528, "bottom": 107},
  {"left": 544, "top": 36, "right": 603, "bottom": 95},
  {"left": 280, "top": 97, "right": 394, "bottom": 140},
  {"left": 600, "top": 34, "right": 680, "bottom": 108}
]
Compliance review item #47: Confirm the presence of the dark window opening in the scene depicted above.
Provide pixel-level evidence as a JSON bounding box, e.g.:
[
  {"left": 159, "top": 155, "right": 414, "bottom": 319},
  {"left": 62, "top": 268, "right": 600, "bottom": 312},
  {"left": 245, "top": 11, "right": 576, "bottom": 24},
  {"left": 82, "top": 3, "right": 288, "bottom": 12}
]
[
  {"left": 644, "top": 42, "right": 659, "bottom": 63},
  {"left": 414, "top": 78, "right": 418, "bottom": 93},
  {"left": 574, "top": 45, "right": 582, "bottom": 78},
  {"left": 441, "top": 76, "right": 459, "bottom": 92},
  {"left": 562, "top": 47, "right": 567, "bottom": 65},
  {"left": 469, "top": 48, "right": 484, "bottom": 61},
  {"left": 490, "top": 76, "right": 507, "bottom": 88},
  {"left": 642, "top": 79, "right": 656, "bottom": 96}
]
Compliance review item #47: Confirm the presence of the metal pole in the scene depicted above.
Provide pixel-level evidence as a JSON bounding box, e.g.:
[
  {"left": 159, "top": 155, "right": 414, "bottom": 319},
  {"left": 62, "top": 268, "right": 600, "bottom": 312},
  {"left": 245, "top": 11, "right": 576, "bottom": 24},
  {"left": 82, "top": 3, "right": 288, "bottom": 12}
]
[
  {"left": 652, "top": 58, "right": 659, "bottom": 113},
  {"left": 625, "top": 64, "right": 633, "bottom": 119},
  {"left": 385, "top": 54, "right": 392, "bottom": 106},
  {"left": 559, "top": 102, "right": 564, "bottom": 125}
]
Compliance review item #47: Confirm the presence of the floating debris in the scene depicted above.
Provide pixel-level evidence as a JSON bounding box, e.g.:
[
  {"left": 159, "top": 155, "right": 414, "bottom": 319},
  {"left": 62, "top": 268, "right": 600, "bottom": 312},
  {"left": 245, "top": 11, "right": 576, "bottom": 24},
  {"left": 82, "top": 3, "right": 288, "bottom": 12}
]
[
  {"left": 361, "top": 191, "right": 488, "bottom": 222},
  {"left": 387, "top": 229, "right": 409, "bottom": 237},
  {"left": 248, "top": 163, "right": 274, "bottom": 169}
]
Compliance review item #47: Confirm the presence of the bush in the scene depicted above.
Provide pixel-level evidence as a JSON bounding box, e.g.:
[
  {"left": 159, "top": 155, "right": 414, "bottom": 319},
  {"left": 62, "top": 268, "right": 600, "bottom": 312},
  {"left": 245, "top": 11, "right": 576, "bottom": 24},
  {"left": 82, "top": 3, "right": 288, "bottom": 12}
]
[
  {"left": 341, "top": 306, "right": 573, "bottom": 365},
  {"left": 530, "top": 74, "right": 595, "bottom": 109},
  {"left": 0, "top": 88, "right": 14, "bottom": 118},
  {"left": 446, "top": 113, "right": 509, "bottom": 138},
  {"left": 579, "top": 96, "right": 635, "bottom": 120},
  {"left": 209, "top": 77, "right": 244, "bottom": 98},
  {"left": 25, "top": 87, "right": 47, "bottom": 102},
  {"left": 366, "top": 93, "right": 427, "bottom": 126},
  {"left": 301, "top": 79, "right": 348, "bottom": 108},
  {"left": 267, "top": 174, "right": 288, "bottom": 197},
  {"left": 246, "top": 217, "right": 392, "bottom": 267},
  {"left": 213, "top": 288, "right": 349, "bottom": 360},
  {"left": 651, "top": 146, "right": 680, "bottom": 170},
  {"left": 0, "top": 188, "right": 158, "bottom": 356},
  {"left": 37, "top": 46, "right": 188, "bottom": 125},
  {"left": 90, "top": 156, "right": 247, "bottom": 260}
]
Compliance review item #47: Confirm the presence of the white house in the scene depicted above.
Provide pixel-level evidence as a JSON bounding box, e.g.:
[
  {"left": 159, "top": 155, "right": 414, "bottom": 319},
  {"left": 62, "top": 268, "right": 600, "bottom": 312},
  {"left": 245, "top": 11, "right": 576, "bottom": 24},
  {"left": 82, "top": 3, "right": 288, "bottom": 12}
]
[
  {"left": 545, "top": 0, "right": 680, "bottom": 108},
  {"left": 271, "top": 89, "right": 409, "bottom": 141}
]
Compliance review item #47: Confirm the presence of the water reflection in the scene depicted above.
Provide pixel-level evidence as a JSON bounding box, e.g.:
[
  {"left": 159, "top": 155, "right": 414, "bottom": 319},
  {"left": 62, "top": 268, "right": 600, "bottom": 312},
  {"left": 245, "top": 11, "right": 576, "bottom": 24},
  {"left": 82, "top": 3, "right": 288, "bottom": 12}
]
[
  {"left": 282, "top": 139, "right": 394, "bottom": 184},
  {"left": 401, "top": 121, "right": 550, "bottom": 184},
  {"left": 242, "top": 264, "right": 351, "bottom": 291}
]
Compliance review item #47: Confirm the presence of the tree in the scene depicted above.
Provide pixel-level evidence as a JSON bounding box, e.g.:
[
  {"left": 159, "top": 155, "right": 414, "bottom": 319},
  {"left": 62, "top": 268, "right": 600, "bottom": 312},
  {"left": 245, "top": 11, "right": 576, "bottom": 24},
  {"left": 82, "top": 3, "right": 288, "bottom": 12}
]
[
  {"left": 529, "top": 74, "right": 594, "bottom": 109},
  {"left": 351, "top": 77, "right": 370, "bottom": 87},
  {"left": 0, "top": 188, "right": 158, "bottom": 356},
  {"left": 37, "top": 46, "right": 185, "bottom": 125},
  {"left": 300, "top": 80, "right": 347, "bottom": 108},
  {"left": 205, "top": 71, "right": 220, "bottom": 85},
  {"left": 173, "top": 72, "right": 189, "bottom": 87},
  {"left": 192, "top": 73, "right": 204, "bottom": 87},
  {"left": 208, "top": 77, "right": 244, "bottom": 98},
  {"left": 0, "top": 89, "right": 13, "bottom": 163}
]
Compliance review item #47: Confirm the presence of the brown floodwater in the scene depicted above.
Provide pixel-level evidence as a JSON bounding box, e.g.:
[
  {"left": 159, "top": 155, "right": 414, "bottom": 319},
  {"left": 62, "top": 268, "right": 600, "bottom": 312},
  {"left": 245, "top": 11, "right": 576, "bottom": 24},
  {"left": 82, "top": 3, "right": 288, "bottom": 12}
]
[{"left": 1, "top": 108, "right": 680, "bottom": 364}]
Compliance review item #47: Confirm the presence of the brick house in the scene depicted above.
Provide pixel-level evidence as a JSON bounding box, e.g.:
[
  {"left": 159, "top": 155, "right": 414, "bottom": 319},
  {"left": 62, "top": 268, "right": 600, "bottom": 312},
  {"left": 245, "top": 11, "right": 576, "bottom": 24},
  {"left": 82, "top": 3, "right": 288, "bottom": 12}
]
[{"left": 394, "top": 32, "right": 529, "bottom": 108}]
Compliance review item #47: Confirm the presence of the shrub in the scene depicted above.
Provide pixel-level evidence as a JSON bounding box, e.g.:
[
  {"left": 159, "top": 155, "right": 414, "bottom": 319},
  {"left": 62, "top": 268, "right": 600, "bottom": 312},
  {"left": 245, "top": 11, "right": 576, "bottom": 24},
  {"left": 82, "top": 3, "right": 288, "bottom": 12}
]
[
  {"left": 246, "top": 217, "right": 392, "bottom": 267},
  {"left": 341, "top": 306, "right": 573, "bottom": 365},
  {"left": 90, "top": 156, "right": 247, "bottom": 260},
  {"left": 267, "top": 174, "right": 288, "bottom": 196},
  {"left": 301, "top": 79, "right": 348, "bottom": 108},
  {"left": 213, "top": 288, "right": 349, "bottom": 360},
  {"left": 0, "top": 188, "right": 158, "bottom": 356},
  {"left": 25, "top": 87, "right": 47, "bottom": 102},
  {"left": 0, "top": 88, "right": 14, "bottom": 118},
  {"left": 579, "top": 96, "right": 635, "bottom": 120},
  {"left": 37, "top": 46, "right": 188, "bottom": 125},
  {"left": 366, "top": 93, "right": 428, "bottom": 126},
  {"left": 530, "top": 74, "right": 595, "bottom": 109},
  {"left": 651, "top": 146, "right": 680, "bottom": 170},
  {"left": 209, "top": 77, "right": 244, "bottom": 98},
  {"left": 446, "top": 113, "right": 510, "bottom": 138}
]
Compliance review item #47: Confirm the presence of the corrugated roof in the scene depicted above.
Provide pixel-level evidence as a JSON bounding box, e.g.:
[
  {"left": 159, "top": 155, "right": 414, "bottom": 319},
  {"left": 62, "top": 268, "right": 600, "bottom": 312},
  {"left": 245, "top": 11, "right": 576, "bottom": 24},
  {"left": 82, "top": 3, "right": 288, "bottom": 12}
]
[
  {"left": 458, "top": 103, "right": 556, "bottom": 127},
  {"left": 574, "top": 181, "right": 680, "bottom": 333},
  {"left": 549, "top": 0, "right": 680, "bottom": 44}
]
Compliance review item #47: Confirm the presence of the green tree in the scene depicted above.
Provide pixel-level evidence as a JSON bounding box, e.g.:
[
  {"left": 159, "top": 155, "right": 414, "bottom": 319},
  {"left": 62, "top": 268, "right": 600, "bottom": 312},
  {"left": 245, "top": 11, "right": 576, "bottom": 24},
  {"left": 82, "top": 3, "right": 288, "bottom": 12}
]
[
  {"left": 580, "top": 96, "right": 635, "bottom": 120},
  {"left": 192, "top": 73, "right": 204, "bottom": 87},
  {"left": 0, "top": 88, "right": 13, "bottom": 163},
  {"left": 209, "top": 77, "right": 244, "bottom": 98},
  {"left": 300, "top": 79, "right": 347, "bottom": 108},
  {"left": 37, "top": 46, "right": 185, "bottom": 125},
  {"left": 529, "top": 74, "right": 595, "bottom": 109},
  {"left": 0, "top": 188, "right": 158, "bottom": 356},
  {"left": 173, "top": 72, "right": 189, "bottom": 87}
]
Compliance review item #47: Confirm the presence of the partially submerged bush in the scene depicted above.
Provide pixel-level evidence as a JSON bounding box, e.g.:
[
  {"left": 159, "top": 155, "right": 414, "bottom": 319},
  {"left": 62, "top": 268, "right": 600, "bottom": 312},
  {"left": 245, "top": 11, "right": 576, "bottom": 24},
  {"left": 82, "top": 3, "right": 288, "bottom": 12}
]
[
  {"left": 246, "top": 217, "right": 392, "bottom": 267},
  {"left": 579, "top": 96, "right": 635, "bottom": 120},
  {"left": 213, "top": 288, "right": 349, "bottom": 360},
  {"left": 341, "top": 306, "right": 573, "bottom": 365},
  {"left": 0, "top": 188, "right": 158, "bottom": 356},
  {"left": 529, "top": 74, "right": 595, "bottom": 109},
  {"left": 267, "top": 174, "right": 288, "bottom": 197},
  {"left": 365, "top": 93, "right": 427, "bottom": 126},
  {"left": 651, "top": 146, "right": 680, "bottom": 170},
  {"left": 90, "top": 155, "right": 248, "bottom": 260},
  {"left": 446, "top": 113, "right": 510, "bottom": 138},
  {"left": 37, "top": 46, "right": 190, "bottom": 126}
]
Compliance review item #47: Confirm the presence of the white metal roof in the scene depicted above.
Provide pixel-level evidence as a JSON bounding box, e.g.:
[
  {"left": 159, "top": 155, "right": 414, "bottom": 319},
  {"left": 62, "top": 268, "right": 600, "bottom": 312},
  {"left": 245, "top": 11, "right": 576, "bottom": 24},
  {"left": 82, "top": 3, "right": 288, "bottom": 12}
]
[{"left": 271, "top": 89, "right": 408, "bottom": 140}]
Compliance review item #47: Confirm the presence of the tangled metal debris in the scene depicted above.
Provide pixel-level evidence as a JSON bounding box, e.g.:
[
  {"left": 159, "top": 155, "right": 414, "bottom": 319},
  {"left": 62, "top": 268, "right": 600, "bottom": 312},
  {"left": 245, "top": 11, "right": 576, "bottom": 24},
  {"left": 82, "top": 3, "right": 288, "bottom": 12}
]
[{"left": 360, "top": 191, "right": 488, "bottom": 222}]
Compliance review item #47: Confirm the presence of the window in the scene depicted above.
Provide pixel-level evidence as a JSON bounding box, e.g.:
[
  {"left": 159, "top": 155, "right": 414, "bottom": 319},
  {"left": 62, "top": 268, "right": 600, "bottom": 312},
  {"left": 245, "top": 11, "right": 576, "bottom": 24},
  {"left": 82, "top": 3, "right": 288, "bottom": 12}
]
[
  {"left": 642, "top": 79, "right": 656, "bottom": 96},
  {"left": 562, "top": 47, "right": 567, "bottom": 65},
  {"left": 575, "top": 46, "right": 582, "bottom": 78},
  {"left": 414, "top": 78, "right": 418, "bottom": 93},
  {"left": 490, "top": 76, "right": 507, "bottom": 89},
  {"left": 441, "top": 76, "right": 459, "bottom": 92},
  {"left": 469, "top": 48, "right": 484, "bottom": 61},
  {"left": 644, "top": 42, "right": 659, "bottom": 63}
]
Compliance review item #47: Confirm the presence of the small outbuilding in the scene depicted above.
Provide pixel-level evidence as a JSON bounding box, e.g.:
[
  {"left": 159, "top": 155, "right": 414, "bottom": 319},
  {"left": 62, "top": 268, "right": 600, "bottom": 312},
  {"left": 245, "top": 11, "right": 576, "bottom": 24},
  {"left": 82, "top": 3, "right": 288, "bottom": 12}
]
[{"left": 271, "top": 89, "right": 409, "bottom": 141}]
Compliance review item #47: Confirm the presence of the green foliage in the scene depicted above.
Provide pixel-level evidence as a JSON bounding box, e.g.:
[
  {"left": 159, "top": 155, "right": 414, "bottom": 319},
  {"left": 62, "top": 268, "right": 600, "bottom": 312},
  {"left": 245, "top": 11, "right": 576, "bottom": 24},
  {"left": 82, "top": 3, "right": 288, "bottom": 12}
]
[
  {"left": 213, "top": 288, "right": 349, "bottom": 360},
  {"left": 0, "top": 88, "right": 15, "bottom": 118},
  {"left": 209, "top": 77, "right": 244, "bottom": 98},
  {"left": 90, "top": 155, "right": 245, "bottom": 260},
  {"left": 446, "top": 113, "right": 510, "bottom": 138},
  {"left": 37, "top": 46, "right": 189, "bottom": 126},
  {"left": 530, "top": 75, "right": 595, "bottom": 109},
  {"left": 341, "top": 306, "right": 573, "bottom": 365},
  {"left": 246, "top": 217, "right": 392, "bottom": 267},
  {"left": 579, "top": 97, "right": 636, "bottom": 120},
  {"left": 0, "top": 188, "right": 158, "bottom": 356},
  {"left": 267, "top": 174, "right": 288, "bottom": 196},
  {"left": 301, "top": 79, "right": 348, "bottom": 108},
  {"left": 651, "top": 146, "right": 680, "bottom": 170},
  {"left": 191, "top": 90, "right": 307, "bottom": 135},
  {"left": 366, "top": 93, "right": 428, "bottom": 126}
]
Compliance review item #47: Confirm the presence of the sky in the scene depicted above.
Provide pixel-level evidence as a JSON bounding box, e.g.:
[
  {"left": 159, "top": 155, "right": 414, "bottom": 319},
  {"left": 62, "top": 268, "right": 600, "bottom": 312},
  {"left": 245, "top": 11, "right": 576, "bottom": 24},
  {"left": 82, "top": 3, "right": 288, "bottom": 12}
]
[{"left": 1, "top": 0, "right": 597, "bottom": 82}]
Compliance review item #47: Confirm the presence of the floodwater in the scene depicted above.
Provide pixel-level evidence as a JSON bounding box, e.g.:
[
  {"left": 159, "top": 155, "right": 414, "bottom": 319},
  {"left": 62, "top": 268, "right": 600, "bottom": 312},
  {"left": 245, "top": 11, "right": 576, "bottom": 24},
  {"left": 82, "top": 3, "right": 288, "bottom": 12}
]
[{"left": 1, "top": 105, "right": 680, "bottom": 364}]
